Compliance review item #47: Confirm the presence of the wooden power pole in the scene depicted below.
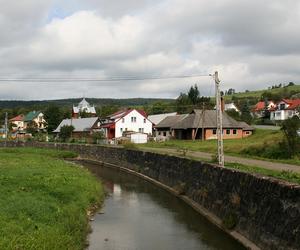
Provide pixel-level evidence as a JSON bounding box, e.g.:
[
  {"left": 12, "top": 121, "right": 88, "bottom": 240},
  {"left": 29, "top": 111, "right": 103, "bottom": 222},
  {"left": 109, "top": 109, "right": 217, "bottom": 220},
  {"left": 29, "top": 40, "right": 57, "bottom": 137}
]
[{"left": 214, "top": 71, "right": 224, "bottom": 167}]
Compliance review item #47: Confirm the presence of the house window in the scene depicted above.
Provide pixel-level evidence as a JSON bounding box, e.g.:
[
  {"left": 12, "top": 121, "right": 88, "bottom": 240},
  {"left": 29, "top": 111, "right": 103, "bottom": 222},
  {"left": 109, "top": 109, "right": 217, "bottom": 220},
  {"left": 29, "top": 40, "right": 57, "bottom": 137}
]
[
  {"left": 280, "top": 104, "right": 285, "bottom": 110},
  {"left": 97, "top": 122, "right": 101, "bottom": 127},
  {"left": 158, "top": 132, "right": 161, "bottom": 135},
  {"left": 144, "top": 118, "right": 146, "bottom": 123},
  {"left": 131, "top": 117, "right": 136, "bottom": 123},
  {"left": 120, "top": 128, "right": 123, "bottom": 133},
  {"left": 125, "top": 128, "right": 128, "bottom": 131},
  {"left": 226, "top": 129, "right": 230, "bottom": 135},
  {"left": 233, "top": 129, "right": 237, "bottom": 135},
  {"left": 163, "top": 132, "right": 167, "bottom": 136},
  {"left": 122, "top": 118, "right": 125, "bottom": 123},
  {"left": 138, "top": 128, "right": 144, "bottom": 133},
  {"left": 212, "top": 129, "right": 217, "bottom": 135},
  {"left": 246, "top": 131, "right": 250, "bottom": 135}
]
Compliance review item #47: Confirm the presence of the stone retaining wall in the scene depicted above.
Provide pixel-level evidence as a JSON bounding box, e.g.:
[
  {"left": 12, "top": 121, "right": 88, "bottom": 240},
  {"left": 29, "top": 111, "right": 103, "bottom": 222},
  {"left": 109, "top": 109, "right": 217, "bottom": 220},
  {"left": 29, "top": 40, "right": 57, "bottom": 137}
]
[{"left": 1, "top": 141, "right": 299, "bottom": 250}]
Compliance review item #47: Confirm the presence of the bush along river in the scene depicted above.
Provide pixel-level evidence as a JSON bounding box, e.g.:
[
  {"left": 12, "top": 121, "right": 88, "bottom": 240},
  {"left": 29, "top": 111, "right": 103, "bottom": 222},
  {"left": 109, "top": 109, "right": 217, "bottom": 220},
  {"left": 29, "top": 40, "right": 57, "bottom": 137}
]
[{"left": 81, "top": 161, "right": 246, "bottom": 250}]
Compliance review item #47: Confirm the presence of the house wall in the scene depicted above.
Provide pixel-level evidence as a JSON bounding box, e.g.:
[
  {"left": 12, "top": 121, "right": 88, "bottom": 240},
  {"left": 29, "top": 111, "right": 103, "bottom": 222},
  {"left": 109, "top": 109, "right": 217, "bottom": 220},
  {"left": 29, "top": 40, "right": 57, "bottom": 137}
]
[
  {"left": 156, "top": 129, "right": 172, "bottom": 138},
  {"left": 242, "top": 130, "right": 252, "bottom": 137},
  {"left": 270, "top": 110, "right": 296, "bottom": 121},
  {"left": 11, "top": 121, "right": 24, "bottom": 131},
  {"left": 115, "top": 110, "right": 152, "bottom": 138},
  {"left": 205, "top": 129, "right": 244, "bottom": 140}
]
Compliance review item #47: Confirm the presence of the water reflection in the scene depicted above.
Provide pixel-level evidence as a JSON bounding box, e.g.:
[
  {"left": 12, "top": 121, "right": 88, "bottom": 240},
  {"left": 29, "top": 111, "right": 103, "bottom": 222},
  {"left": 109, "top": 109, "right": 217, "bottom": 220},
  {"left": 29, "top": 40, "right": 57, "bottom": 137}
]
[{"left": 82, "top": 162, "right": 245, "bottom": 250}]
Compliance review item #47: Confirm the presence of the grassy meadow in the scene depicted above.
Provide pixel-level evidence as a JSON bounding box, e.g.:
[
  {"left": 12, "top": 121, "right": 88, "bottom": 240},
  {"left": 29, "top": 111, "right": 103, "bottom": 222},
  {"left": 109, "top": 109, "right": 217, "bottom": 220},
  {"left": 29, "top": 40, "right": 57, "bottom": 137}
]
[
  {"left": 223, "top": 84, "right": 300, "bottom": 101},
  {"left": 140, "top": 129, "right": 300, "bottom": 165},
  {"left": 0, "top": 147, "right": 104, "bottom": 250}
]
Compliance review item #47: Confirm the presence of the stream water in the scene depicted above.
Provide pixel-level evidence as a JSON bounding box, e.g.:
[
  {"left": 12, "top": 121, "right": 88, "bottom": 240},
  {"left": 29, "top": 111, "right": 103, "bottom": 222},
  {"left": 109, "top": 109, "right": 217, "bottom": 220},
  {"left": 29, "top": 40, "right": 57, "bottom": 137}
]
[{"left": 82, "top": 162, "right": 246, "bottom": 250}]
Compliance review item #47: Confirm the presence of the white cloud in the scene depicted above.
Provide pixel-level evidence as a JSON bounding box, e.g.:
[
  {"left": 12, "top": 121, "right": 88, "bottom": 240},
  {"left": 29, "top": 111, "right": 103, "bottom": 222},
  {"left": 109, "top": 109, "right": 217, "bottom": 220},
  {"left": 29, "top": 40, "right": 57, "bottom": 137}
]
[{"left": 0, "top": 0, "right": 300, "bottom": 100}]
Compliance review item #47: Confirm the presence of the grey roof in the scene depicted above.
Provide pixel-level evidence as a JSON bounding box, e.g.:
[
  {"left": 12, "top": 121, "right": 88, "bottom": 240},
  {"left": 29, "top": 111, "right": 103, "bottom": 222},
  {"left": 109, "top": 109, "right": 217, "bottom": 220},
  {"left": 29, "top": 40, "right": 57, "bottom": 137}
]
[
  {"left": 148, "top": 112, "right": 177, "bottom": 125},
  {"left": 172, "top": 110, "right": 245, "bottom": 129},
  {"left": 237, "top": 121, "right": 255, "bottom": 131},
  {"left": 155, "top": 114, "right": 188, "bottom": 128},
  {"left": 54, "top": 117, "right": 99, "bottom": 133}
]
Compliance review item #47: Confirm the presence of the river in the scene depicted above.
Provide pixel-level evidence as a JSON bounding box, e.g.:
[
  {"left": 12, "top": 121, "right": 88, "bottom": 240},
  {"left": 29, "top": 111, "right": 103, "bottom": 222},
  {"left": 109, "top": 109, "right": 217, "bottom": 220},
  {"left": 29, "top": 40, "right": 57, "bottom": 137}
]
[{"left": 82, "top": 161, "right": 246, "bottom": 250}]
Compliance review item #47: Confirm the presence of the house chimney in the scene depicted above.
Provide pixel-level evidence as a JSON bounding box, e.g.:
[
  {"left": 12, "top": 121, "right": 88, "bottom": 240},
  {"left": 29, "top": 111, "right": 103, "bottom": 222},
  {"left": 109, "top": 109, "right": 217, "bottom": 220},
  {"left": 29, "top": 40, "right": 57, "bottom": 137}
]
[{"left": 221, "top": 97, "right": 225, "bottom": 112}]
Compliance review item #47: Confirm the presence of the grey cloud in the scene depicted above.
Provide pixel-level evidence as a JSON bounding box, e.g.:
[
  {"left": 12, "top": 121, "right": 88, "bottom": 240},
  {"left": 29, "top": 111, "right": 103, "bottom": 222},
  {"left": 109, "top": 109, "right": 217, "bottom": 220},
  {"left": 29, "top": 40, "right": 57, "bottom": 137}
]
[{"left": 0, "top": 0, "right": 300, "bottom": 100}]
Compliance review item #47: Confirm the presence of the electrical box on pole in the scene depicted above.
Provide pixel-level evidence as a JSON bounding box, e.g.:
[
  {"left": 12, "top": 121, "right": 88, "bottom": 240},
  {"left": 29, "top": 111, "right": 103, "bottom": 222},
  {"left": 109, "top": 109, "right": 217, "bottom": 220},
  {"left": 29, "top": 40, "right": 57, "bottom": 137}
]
[{"left": 214, "top": 71, "right": 224, "bottom": 167}]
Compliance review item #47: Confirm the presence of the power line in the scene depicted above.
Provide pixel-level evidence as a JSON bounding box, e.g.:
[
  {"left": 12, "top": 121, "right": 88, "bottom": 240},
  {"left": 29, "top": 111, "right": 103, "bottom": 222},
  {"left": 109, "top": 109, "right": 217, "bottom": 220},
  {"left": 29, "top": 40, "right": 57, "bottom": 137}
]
[{"left": 0, "top": 73, "right": 210, "bottom": 83}]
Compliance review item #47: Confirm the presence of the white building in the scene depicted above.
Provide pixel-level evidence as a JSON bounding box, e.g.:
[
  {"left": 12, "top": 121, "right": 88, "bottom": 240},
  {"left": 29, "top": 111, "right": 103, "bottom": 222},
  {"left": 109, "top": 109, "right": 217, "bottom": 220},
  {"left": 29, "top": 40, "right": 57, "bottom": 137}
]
[
  {"left": 270, "top": 99, "right": 300, "bottom": 121},
  {"left": 224, "top": 103, "right": 240, "bottom": 113},
  {"left": 72, "top": 98, "right": 97, "bottom": 118},
  {"left": 101, "top": 109, "right": 153, "bottom": 140}
]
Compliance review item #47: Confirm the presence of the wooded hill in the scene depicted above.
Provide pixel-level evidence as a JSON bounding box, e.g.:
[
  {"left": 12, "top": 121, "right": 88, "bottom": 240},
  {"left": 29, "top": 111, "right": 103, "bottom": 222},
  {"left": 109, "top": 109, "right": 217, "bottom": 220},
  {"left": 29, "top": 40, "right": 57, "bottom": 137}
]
[
  {"left": 0, "top": 98, "right": 174, "bottom": 109},
  {"left": 223, "top": 83, "right": 300, "bottom": 103}
]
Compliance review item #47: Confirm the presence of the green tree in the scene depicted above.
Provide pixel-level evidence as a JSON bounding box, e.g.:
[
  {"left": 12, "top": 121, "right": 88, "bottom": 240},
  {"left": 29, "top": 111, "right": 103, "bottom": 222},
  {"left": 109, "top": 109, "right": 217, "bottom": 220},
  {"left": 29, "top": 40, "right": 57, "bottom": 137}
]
[
  {"left": 281, "top": 116, "right": 300, "bottom": 157},
  {"left": 176, "top": 93, "right": 192, "bottom": 114},
  {"left": 59, "top": 125, "right": 75, "bottom": 142},
  {"left": 240, "top": 102, "right": 253, "bottom": 124},
  {"left": 44, "top": 105, "right": 64, "bottom": 133},
  {"left": 226, "top": 109, "right": 241, "bottom": 121},
  {"left": 92, "top": 131, "right": 105, "bottom": 144},
  {"left": 26, "top": 121, "right": 39, "bottom": 135},
  {"left": 188, "top": 84, "right": 200, "bottom": 105}
]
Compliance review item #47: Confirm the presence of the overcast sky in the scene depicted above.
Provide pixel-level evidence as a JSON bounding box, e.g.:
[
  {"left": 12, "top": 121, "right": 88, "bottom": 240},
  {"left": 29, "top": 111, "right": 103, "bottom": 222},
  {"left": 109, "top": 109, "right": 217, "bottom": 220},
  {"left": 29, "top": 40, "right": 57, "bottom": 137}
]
[{"left": 0, "top": 0, "right": 299, "bottom": 100}]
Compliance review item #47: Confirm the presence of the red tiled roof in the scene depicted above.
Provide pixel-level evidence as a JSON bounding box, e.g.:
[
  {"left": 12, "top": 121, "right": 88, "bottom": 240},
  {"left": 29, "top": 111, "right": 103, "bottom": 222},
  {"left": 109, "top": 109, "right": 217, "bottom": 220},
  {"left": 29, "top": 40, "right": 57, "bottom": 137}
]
[
  {"left": 285, "top": 99, "right": 300, "bottom": 110},
  {"left": 9, "top": 114, "right": 24, "bottom": 122},
  {"left": 109, "top": 109, "right": 148, "bottom": 120},
  {"left": 253, "top": 101, "right": 265, "bottom": 112}
]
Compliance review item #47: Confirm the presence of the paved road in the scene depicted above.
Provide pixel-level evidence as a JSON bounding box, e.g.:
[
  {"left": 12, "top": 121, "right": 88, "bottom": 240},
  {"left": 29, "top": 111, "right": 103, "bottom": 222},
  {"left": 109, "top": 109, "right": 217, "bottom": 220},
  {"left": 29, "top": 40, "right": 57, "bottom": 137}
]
[
  {"left": 253, "top": 125, "right": 281, "bottom": 130},
  {"left": 140, "top": 147, "right": 300, "bottom": 174}
]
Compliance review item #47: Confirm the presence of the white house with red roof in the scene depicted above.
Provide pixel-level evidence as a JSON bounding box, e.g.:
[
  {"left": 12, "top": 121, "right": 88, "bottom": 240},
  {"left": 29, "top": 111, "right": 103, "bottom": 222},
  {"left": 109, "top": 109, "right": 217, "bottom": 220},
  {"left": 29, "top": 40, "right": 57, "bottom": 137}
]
[
  {"left": 270, "top": 99, "right": 300, "bottom": 121},
  {"left": 101, "top": 109, "right": 153, "bottom": 140},
  {"left": 252, "top": 101, "right": 276, "bottom": 117},
  {"left": 9, "top": 114, "right": 25, "bottom": 131}
]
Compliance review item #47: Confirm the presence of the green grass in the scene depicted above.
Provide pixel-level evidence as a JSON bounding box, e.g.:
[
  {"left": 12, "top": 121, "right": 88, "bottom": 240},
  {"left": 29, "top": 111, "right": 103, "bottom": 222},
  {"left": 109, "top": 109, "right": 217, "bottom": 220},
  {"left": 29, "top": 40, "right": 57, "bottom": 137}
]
[
  {"left": 225, "top": 163, "right": 300, "bottom": 185},
  {"left": 223, "top": 84, "right": 300, "bottom": 101},
  {"left": 0, "top": 147, "right": 104, "bottom": 250},
  {"left": 140, "top": 129, "right": 300, "bottom": 165}
]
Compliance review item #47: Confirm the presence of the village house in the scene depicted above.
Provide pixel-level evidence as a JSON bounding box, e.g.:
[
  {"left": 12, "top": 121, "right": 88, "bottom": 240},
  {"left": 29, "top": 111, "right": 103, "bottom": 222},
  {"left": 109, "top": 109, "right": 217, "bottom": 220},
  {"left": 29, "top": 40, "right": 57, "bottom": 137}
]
[
  {"left": 224, "top": 103, "right": 240, "bottom": 113},
  {"left": 9, "top": 114, "right": 25, "bottom": 132},
  {"left": 270, "top": 99, "right": 300, "bottom": 121},
  {"left": 252, "top": 100, "right": 276, "bottom": 118},
  {"left": 101, "top": 109, "right": 153, "bottom": 141},
  {"left": 155, "top": 114, "right": 188, "bottom": 141},
  {"left": 24, "top": 111, "right": 47, "bottom": 131},
  {"left": 72, "top": 98, "right": 97, "bottom": 118},
  {"left": 156, "top": 110, "right": 254, "bottom": 141},
  {"left": 148, "top": 112, "right": 177, "bottom": 126},
  {"left": 0, "top": 128, "right": 6, "bottom": 139},
  {"left": 214, "top": 102, "right": 240, "bottom": 113},
  {"left": 54, "top": 117, "right": 102, "bottom": 142}
]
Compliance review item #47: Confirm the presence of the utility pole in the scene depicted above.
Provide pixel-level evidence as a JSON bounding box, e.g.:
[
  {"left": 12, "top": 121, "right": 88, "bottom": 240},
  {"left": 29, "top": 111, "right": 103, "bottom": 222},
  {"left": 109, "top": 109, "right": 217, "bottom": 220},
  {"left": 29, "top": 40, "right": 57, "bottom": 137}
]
[
  {"left": 4, "top": 112, "right": 8, "bottom": 147},
  {"left": 202, "top": 102, "right": 205, "bottom": 142},
  {"left": 214, "top": 71, "right": 224, "bottom": 167}
]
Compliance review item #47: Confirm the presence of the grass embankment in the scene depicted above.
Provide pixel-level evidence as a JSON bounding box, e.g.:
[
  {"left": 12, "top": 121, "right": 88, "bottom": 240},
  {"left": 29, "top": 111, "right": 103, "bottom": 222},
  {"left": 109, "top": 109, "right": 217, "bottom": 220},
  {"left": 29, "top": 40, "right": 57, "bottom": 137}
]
[
  {"left": 225, "top": 163, "right": 300, "bottom": 185},
  {"left": 223, "top": 84, "right": 300, "bottom": 101},
  {"left": 140, "top": 129, "right": 300, "bottom": 165},
  {"left": 0, "top": 147, "right": 104, "bottom": 250}
]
